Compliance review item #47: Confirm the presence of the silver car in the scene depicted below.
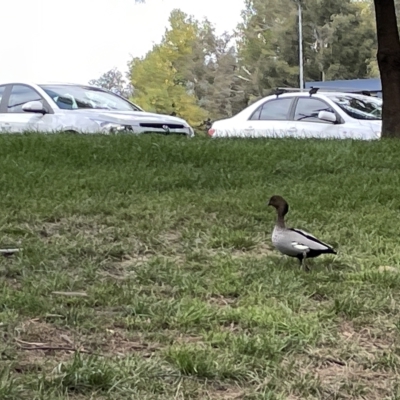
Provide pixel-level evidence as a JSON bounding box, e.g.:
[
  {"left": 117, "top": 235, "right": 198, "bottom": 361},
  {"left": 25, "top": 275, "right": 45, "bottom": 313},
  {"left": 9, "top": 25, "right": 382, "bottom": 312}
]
[{"left": 0, "top": 81, "right": 195, "bottom": 136}]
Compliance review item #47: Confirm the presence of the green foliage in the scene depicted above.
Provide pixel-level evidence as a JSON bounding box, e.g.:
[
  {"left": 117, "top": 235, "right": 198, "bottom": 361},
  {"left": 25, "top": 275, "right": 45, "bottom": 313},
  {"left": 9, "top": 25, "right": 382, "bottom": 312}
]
[
  {"left": 303, "top": 0, "right": 377, "bottom": 81},
  {"left": 236, "top": 0, "right": 300, "bottom": 99},
  {"left": 88, "top": 67, "right": 133, "bottom": 99},
  {"left": 2, "top": 133, "right": 400, "bottom": 398},
  {"left": 130, "top": 10, "right": 208, "bottom": 127},
  {"left": 191, "top": 23, "right": 247, "bottom": 120},
  {"left": 129, "top": 10, "right": 245, "bottom": 125},
  {"left": 126, "top": 1, "right": 381, "bottom": 123},
  {"left": 236, "top": 0, "right": 378, "bottom": 99}
]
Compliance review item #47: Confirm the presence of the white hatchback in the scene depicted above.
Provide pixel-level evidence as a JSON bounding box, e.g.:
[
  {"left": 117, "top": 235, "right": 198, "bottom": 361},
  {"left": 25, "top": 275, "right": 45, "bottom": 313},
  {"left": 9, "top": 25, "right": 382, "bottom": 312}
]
[
  {"left": 208, "top": 89, "right": 382, "bottom": 140},
  {"left": 0, "top": 81, "right": 195, "bottom": 136}
]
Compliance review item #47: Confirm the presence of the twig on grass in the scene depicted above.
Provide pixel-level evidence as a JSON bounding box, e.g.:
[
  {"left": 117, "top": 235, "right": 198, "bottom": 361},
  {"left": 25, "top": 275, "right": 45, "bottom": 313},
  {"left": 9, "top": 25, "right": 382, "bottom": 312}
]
[
  {"left": 51, "top": 291, "right": 88, "bottom": 297},
  {"left": 17, "top": 344, "right": 105, "bottom": 357},
  {"left": 325, "top": 357, "right": 346, "bottom": 366},
  {"left": 15, "top": 337, "right": 101, "bottom": 356}
]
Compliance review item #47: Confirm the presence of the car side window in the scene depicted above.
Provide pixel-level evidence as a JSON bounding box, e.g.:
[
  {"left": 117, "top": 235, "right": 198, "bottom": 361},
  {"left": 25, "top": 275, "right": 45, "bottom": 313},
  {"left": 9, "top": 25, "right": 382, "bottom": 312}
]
[
  {"left": 0, "top": 86, "right": 5, "bottom": 112},
  {"left": 250, "top": 98, "right": 293, "bottom": 121},
  {"left": 294, "top": 98, "right": 334, "bottom": 123},
  {"left": 7, "top": 85, "right": 44, "bottom": 113}
]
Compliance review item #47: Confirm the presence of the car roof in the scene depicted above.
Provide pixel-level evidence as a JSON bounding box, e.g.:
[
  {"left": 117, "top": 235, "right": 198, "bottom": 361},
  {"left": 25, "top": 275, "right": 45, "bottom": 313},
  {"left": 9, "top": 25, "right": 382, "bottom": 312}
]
[
  {"left": 0, "top": 80, "right": 100, "bottom": 89},
  {"left": 273, "top": 91, "right": 372, "bottom": 98}
]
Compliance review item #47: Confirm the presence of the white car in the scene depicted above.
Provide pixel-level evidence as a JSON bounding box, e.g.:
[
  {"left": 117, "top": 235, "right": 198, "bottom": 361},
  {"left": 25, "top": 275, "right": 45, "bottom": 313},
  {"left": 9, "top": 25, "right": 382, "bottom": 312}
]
[
  {"left": 0, "top": 81, "right": 195, "bottom": 136},
  {"left": 208, "top": 89, "right": 382, "bottom": 140}
]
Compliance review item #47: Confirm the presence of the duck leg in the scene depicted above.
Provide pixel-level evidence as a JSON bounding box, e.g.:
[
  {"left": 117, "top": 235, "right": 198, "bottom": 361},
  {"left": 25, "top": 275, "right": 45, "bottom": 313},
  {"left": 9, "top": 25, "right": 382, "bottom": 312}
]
[{"left": 302, "top": 251, "right": 310, "bottom": 272}]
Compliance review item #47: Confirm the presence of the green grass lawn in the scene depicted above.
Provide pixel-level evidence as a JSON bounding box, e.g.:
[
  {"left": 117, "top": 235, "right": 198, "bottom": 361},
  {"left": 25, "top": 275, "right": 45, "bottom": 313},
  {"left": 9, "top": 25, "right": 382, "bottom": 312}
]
[{"left": 1, "top": 134, "right": 400, "bottom": 399}]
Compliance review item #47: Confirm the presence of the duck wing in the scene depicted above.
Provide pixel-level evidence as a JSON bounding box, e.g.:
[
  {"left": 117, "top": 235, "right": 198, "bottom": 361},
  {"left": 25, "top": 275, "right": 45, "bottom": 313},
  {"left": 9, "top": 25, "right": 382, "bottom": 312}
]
[{"left": 288, "top": 228, "right": 335, "bottom": 252}]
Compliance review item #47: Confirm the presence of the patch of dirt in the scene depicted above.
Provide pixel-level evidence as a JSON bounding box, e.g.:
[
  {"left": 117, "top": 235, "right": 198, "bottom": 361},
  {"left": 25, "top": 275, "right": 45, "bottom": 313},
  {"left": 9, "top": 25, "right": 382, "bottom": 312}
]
[
  {"left": 309, "top": 292, "right": 329, "bottom": 302},
  {"left": 339, "top": 320, "right": 396, "bottom": 352},
  {"left": 14, "top": 320, "right": 80, "bottom": 352},
  {"left": 231, "top": 241, "right": 273, "bottom": 259},
  {"left": 12, "top": 352, "right": 48, "bottom": 374},
  {"left": 3, "top": 277, "right": 22, "bottom": 290},
  {"left": 220, "top": 321, "right": 241, "bottom": 334},
  {"left": 378, "top": 265, "right": 399, "bottom": 273},
  {"left": 296, "top": 320, "right": 400, "bottom": 398},
  {"left": 285, "top": 352, "right": 397, "bottom": 399},
  {"left": 12, "top": 320, "right": 79, "bottom": 373},
  {"left": 208, "top": 241, "right": 273, "bottom": 260},
  {"left": 316, "top": 361, "right": 396, "bottom": 399},
  {"left": 118, "top": 252, "right": 154, "bottom": 267},
  {"left": 175, "top": 333, "right": 204, "bottom": 344},
  {"left": 101, "top": 229, "right": 185, "bottom": 277},
  {"left": 61, "top": 396, "right": 108, "bottom": 400},
  {"left": 159, "top": 230, "right": 182, "bottom": 245},
  {"left": 98, "top": 253, "right": 145, "bottom": 280},
  {"left": 203, "top": 385, "right": 244, "bottom": 399},
  {"left": 39, "top": 218, "right": 112, "bottom": 242},
  {"left": 38, "top": 218, "right": 148, "bottom": 255},
  {"left": 14, "top": 320, "right": 164, "bottom": 363},
  {"left": 207, "top": 295, "right": 237, "bottom": 307},
  {"left": 85, "top": 328, "right": 161, "bottom": 357}
]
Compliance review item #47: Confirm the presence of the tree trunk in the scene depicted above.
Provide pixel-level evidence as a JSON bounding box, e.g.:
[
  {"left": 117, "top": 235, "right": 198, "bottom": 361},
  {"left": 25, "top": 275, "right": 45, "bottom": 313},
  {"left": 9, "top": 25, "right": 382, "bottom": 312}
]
[{"left": 374, "top": 0, "right": 400, "bottom": 137}]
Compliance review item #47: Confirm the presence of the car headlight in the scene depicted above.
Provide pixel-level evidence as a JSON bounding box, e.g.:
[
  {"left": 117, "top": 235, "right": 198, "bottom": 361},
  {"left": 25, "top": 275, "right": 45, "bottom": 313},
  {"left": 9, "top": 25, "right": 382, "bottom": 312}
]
[{"left": 90, "top": 119, "right": 127, "bottom": 134}]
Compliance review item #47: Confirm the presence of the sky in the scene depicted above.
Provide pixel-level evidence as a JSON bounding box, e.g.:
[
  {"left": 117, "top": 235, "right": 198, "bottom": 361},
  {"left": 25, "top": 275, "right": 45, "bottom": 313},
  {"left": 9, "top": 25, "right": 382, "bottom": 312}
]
[{"left": 2, "top": 0, "right": 245, "bottom": 85}]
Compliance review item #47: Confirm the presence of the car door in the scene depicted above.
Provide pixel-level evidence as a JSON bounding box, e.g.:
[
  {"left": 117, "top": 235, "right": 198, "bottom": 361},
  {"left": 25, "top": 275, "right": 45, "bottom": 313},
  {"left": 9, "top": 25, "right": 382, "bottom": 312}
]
[
  {"left": 288, "top": 97, "right": 345, "bottom": 138},
  {"left": 2, "top": 84, "right": 55, "bottom": 133},
  {"left": 0, "top": 85, "right": 11, "bottom": 132},
  {"left": 240, "top": 97, "right": 294, "bottom": 138}
]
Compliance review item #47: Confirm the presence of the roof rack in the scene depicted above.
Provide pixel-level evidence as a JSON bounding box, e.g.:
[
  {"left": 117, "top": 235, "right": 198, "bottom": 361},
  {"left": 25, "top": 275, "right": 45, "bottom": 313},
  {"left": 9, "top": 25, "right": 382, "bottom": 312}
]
[
  {"left": 276, "top": 86, "right": 381, "bottom": 97},
  {"left": 274, "top": 86, "right": 320, "bottom": 97}
]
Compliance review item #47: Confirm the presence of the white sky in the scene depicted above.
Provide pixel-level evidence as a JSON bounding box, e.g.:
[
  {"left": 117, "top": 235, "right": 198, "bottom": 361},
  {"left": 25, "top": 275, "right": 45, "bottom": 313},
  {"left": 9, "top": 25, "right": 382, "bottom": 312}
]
[{"left": 2, "top": 0, "right": 244, "bottom": 85}]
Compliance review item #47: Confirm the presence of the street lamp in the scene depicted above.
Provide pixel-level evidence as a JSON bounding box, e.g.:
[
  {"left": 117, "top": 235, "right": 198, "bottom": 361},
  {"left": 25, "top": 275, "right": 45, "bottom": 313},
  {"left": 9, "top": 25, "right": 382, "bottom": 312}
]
[{"left": 293, "top": 0, "right": 304, "bottom": 91}]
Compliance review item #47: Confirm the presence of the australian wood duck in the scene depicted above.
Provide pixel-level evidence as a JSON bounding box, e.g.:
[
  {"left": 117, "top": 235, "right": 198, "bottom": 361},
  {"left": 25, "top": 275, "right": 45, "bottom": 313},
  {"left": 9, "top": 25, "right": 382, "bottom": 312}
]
[{"left": 267, "top": 195, "right": 337, "bottom": 270}]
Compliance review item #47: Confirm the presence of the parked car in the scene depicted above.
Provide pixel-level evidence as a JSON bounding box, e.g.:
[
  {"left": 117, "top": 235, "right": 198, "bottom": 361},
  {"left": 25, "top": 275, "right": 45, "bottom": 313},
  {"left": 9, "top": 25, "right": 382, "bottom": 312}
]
[
  {"left": 0, "top": 81, "right": 195, "bottom": 136},
  {"left": 208, "top": 88, "right": 382, "bottom": 140}
]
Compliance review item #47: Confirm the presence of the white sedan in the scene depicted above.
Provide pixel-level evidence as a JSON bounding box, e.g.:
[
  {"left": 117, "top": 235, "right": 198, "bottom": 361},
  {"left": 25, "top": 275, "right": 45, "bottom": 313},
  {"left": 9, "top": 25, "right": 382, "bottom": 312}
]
[
  {"left": 208, "top": 89, "right": 382, "bottom": 140},
  {"left": 0, "top": 81, "right": 195, "bottom": 136}
]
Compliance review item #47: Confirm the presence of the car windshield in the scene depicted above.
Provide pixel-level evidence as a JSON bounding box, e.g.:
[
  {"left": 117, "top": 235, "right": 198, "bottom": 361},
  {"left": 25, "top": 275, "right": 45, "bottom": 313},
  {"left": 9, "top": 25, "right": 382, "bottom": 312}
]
[
  {"left": 326, "top": 93, "right": 382, "bottom": 120},
  {"left": 39, "top": 84, "right": 142, "bottom": 112}
]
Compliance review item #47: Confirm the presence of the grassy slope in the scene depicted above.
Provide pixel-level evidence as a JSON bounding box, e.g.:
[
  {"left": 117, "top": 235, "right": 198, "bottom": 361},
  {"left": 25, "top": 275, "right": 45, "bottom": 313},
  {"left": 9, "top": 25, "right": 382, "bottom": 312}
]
[{"left": 1, "top": 134, "right": 400, "bottom": 399}]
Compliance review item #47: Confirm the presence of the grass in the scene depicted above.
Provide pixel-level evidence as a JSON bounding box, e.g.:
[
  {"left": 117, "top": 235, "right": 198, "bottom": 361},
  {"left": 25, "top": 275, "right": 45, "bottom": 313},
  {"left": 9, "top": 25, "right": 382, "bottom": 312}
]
[{"left": 1, "top": 133, "right": 400, "bottom": 399}]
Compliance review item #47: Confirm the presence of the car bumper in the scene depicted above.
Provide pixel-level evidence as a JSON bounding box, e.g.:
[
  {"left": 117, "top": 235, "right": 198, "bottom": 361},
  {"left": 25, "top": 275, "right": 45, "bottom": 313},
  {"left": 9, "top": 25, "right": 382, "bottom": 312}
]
[{"left": 100, "top": 124, "right": 194, "bottom": 137}]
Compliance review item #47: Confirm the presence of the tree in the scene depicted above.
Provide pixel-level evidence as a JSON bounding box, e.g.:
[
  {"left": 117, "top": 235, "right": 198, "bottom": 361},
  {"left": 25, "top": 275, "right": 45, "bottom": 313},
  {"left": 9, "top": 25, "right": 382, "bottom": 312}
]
[
  {"left": 89, "top": 68, "right": 133, "bottom": 99},
  {"left": 236, "top": 0, "right": 377, "bottom": 103},
  {"left": 302, "top": 0, "right": 377, "bottom": 81},
  {"left": 373, "top": 0, "right": 400, "bottom": 137},
  {"left": 236, "top": 0, "right": 299, "bottom": 102},
  {"left": 396, "top": 0, "right": 400, "bottom": 28},
  {"left": 190, "top": 20, "right": 246, "bottom": 120},
  {"left": 129, "top": 10, "right": 208, "bottom": 126},
  {"left": 129, "top": 9, "right": 247, "bottom": 125}
]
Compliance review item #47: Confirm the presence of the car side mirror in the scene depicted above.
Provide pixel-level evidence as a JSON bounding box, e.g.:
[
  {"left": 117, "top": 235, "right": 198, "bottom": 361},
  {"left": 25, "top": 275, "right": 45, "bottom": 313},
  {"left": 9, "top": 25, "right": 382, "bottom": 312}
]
[
  {"left": 318, "top": 110, "right": 337, "bottom": 123},
  {"left": 22, "top": 100, "right": 47, "bottom": 115}
]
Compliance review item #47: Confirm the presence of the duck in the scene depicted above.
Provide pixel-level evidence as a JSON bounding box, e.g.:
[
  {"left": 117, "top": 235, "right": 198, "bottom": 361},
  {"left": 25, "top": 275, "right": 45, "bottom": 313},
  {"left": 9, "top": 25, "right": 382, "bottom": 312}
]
[{"left": 267, "top": 195, "right": 337, "bottom": 270}]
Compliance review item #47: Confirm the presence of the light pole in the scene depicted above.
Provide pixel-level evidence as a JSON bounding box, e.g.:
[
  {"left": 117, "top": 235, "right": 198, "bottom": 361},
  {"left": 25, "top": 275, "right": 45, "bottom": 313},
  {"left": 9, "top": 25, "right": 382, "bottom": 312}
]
[{"left": 294, "top": 0, "right": 304, "bottom": 91}]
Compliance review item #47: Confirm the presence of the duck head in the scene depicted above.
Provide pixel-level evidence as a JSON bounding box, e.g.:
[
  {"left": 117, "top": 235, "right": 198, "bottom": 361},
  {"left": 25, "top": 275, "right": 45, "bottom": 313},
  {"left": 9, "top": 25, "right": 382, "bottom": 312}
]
[{"left": 267, "top": 195, "right": 289, "bottom": 217}]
